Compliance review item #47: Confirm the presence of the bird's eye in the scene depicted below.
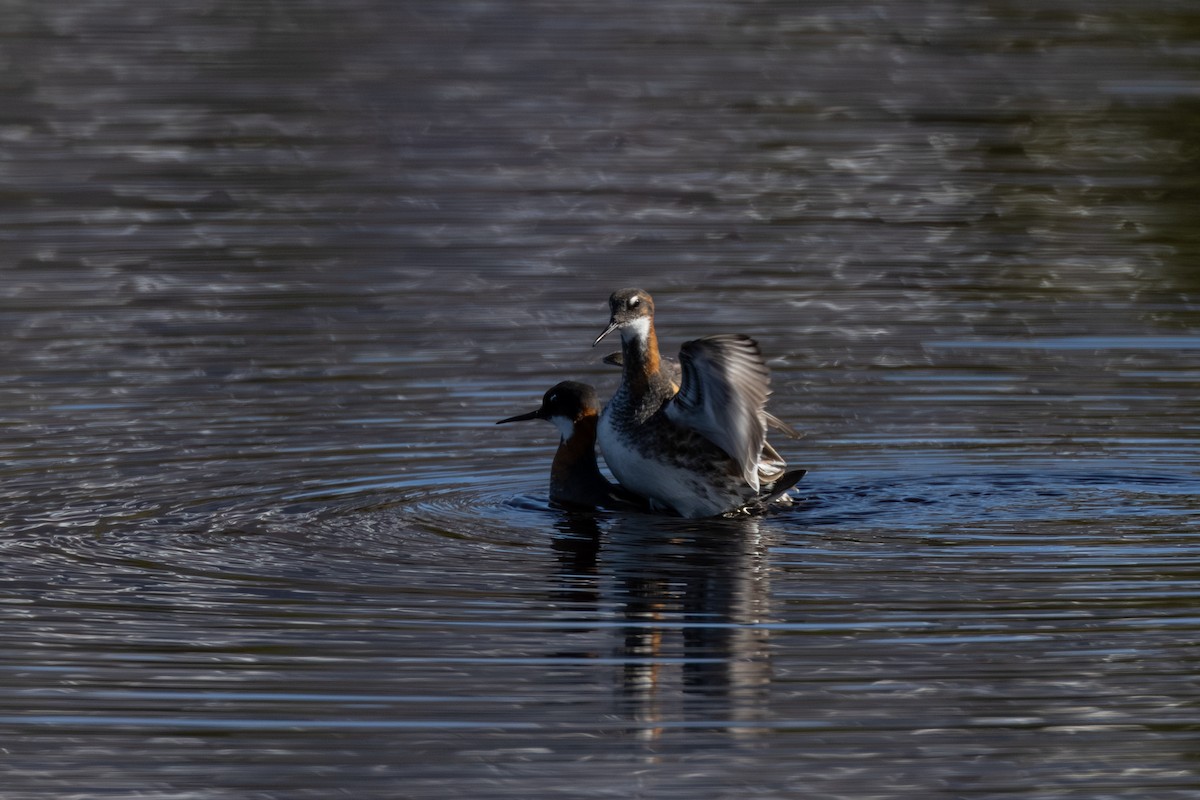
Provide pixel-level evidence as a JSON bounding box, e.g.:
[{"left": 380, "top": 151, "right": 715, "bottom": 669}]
[
  {"left": 629, "top": 296, "right": 640, "bottom": 308},
  {"left": 549, "top": 394, "right": 558, "bottom": 404}
]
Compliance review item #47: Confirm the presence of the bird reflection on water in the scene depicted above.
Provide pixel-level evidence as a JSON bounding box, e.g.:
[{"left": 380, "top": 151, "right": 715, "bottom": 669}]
[{"left": 549, "top": 512, "right": 773, "bottom": 740}]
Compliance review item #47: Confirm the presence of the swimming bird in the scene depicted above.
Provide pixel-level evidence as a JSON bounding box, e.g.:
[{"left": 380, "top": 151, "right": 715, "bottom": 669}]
[
  {"left": 497, "top": 381, "right": 648, "bottom": 511},
  {"left": 594, "top": 288, "right": 804, "bottom": 518}
]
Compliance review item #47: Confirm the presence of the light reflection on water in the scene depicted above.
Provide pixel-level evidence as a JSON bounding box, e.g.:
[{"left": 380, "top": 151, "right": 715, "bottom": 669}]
[{"left": 2, "top": 0, "right": 1200, "bottom": 797}]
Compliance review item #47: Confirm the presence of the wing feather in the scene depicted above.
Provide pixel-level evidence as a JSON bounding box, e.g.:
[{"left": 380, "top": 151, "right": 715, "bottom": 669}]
[
  {"left": 666, "top": 334, "right": 770, "bottom": 490},
  {"left": 607, "top": 349, "right": 800, "bottom": 440}
]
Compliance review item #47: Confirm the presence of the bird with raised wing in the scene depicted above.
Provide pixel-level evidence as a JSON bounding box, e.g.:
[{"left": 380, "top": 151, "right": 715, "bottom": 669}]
[{"left": 594, "top": 288, "right": 804, "bottom": 518}]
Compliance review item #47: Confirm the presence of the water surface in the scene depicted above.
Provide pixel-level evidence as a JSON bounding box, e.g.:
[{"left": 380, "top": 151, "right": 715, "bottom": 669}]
[{"left": 2, "top": 1, "right": 1200, "bottom": 797}]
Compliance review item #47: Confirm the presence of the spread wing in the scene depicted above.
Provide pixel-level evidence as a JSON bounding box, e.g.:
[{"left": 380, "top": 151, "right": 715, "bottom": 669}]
[
  {"left": 606, "top": 348, "right": 798, "bottom": 438},
  {"left": 666, "top": 334, "right": 770, "bottom": 490}
]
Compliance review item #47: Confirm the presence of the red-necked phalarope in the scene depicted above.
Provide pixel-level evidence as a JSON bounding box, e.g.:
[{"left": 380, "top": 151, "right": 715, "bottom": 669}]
[
  {"left": 594, "top": 288, "right": 804, "bottom": 518},
  {"left": 497, "top": 380, "right": 649, "bottom": 511}
]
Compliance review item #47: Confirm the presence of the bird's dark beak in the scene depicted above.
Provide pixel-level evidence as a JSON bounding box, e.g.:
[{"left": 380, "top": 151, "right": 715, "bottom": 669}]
[
  {"left": 496, "top": 408, "right": 545, "bottom": 425},
  {"left": 593, "top": 318, "right": 620, "bottom": 346}
]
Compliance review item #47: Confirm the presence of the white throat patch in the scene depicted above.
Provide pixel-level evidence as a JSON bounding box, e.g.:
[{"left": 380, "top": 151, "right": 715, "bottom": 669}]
[
  {"left": 621, "top": 316, "right": 651, "bottom": 343},
  {"left": 550, "top": 415, "right": 575, "bottom": 441}
]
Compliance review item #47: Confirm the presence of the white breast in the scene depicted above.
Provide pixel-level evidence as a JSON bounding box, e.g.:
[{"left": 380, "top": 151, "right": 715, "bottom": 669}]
[{"left": 598, "top": 408, "right": 733, "bottom": 518}]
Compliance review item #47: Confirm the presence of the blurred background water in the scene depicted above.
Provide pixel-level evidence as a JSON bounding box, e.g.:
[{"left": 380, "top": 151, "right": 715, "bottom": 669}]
[{"left": 2, "top": 1, "right": 1199, "bottom": 797}]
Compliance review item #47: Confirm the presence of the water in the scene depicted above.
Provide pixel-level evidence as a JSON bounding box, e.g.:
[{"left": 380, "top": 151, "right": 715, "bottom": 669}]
[{"left": 2, "top": 1, "right": 1199, "bottom": 797}]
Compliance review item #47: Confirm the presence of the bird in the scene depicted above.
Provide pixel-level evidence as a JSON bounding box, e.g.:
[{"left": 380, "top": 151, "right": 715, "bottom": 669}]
[
  {"left": 593, "top": 287, "right": 804, "bottom": 518},
  {"left": 497, "top": 380, "right": 648, "bottom": 511}
]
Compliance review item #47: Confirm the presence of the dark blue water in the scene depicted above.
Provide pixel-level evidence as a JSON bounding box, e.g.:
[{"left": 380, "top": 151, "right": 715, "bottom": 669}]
[{"left": 2, "top": 1, "right": 1199, "bottom": 797}]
